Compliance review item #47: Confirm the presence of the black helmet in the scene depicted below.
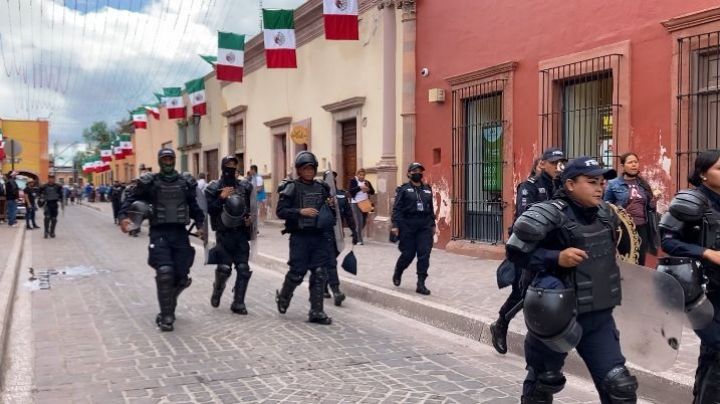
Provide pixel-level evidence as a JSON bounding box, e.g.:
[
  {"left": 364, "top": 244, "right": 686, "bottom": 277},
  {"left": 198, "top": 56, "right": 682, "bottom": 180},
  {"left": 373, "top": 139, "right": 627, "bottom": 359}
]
[
  {"left": 158, "top": 148, "right": 175, "bottom": 159},
  {"left": 294, "top": 151, "right": 318, "bottom": 169},
  {"left": 127, "top": 200, "right": 152, "bottom": 232},
  {"left": 221, "top": 194, "right": 247, "bottom": 228},
  {"left": 221, "top": 155, "right": 239, "bottom": 167},
  {"left": 407, "top": 162, "right": 425, "bottom": 172}
]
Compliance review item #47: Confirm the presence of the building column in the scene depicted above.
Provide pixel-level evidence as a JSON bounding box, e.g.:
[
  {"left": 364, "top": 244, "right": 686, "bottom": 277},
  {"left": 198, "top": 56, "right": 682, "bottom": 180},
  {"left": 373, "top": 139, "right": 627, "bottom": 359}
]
[{"left": 400, "top": 0, "right": 416, "bottom": 182}]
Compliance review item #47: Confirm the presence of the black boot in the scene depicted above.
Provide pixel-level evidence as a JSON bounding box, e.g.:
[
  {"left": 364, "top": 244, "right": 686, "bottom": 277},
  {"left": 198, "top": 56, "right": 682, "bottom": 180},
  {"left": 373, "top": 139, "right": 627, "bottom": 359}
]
[
  {"left": 490, "top": 317, "right": 509, "bottom": 355},
  {"left": 330, "top": 284, "right": 345, "bottom": 307},
  {"left": 231, "top": 270, "right": 252, "bottom": 315},
  {"left": 155, "top": 266, "right": 176, "bottom": 332},
  {"left": 323, "top": 283, "right": 332, "bottom": 299},
  {"left": 308, "top": 269, "right": 332, "bottom": 325},
  {"left": 49, "top": 218, "right": 57, "bottom": 238},
  {"left": 276, "top": 273, "right": 302, "bottom": 314},
  {"left": 392, "top": 267, "right": 404, "bottom": 287},
  {"left": 416, "top": 275, "right": 431, "bottom": 295},
  {"left": 210, "top": 265, "right": 231, "bottom": 308},
  {"left": 43, "top": 217, "right": 50, "bottom": 238}
]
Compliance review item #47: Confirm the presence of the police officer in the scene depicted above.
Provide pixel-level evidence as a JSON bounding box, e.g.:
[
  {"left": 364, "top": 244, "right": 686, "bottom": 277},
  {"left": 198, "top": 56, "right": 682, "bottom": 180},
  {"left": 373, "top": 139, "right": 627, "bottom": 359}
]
[
  {"left": 659, "top": 149, "right": 720, "bottom": 403},
  {"left": 205, "top": 156, "right": 254, "bottom": 315},
  {"left": 275, "top": 151, "right": 335, "bottom": 325},
  {"left": 506, "top": 156, "right": 637, "bottom": 403},
  {"left": 322, "top": 171, "right": 356, "bottom": 306},
  {"left": 39, "top": 174, "right": 64, "bottom": 239},
  {"left": 110, "top": 180, "right": 125, "bottom": 224},
  {"left": 491, "top": 148, "right": 566, "bottom": 354},
  {"left": 391, "top": 162, "right": 436, "bottom": 295},
  {"left": 119, "top": 148, "right": 205, "bottom": 332}
]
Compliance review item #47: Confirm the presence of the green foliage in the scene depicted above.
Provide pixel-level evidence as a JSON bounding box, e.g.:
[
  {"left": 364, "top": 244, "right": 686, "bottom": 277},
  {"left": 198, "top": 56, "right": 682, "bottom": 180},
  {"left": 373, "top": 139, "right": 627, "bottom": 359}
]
[{"left": 82, "top": 121, "right": 116, "bottom": 152}]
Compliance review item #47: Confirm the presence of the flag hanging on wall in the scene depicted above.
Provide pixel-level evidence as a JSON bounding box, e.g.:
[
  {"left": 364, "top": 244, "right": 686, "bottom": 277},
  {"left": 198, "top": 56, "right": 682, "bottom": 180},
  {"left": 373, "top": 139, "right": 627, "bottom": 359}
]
[
  {"left": 263, "top": 9, "right": 297, "bottom": 68},
  {"left": 185, "top": 78, "right": 207, "bottom": 116},
  {"left": 132, "top": 108, "right": 148, "bottom": 129},
  {"left": 200, "top": 54, "right": 217, "bottom": 66},
  {"left": 145, "top": 104, "right": 160, "bottom": 120},
  {"left": 113, "top": 139, "right": 125, "bottom": 160},
  {"left": 120, "top": 134, "right": 133, "bottom": 157},
  {"left": 217, "top": 32, "right": 245, "bottom": 81},
  {"left": 323, "top": 0, "right": 359, "bottom": 40},
  {"left": 163, "top": 87, "right": 186, "bottom": 119},
  {"left": 100, "top": 144, "right": 113, "bottom": 162}
]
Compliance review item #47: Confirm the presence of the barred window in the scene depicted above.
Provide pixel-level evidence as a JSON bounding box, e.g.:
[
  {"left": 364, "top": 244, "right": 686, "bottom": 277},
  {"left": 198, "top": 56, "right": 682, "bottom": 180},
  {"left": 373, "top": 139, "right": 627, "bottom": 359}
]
[
  {"left": 451, "top": 79, "right": 506, "bottom": 244},
  {"left": 676, "top": 32, "right": 720, "bottom": 189},
  {"left": 540, "top": 54, "right": 622, "bottom": 166}
]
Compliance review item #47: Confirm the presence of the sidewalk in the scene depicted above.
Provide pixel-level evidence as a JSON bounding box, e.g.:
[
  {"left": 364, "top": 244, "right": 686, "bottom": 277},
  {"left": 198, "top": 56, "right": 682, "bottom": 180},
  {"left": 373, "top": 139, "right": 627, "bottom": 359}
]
[{"left": 78, "top": 201, "right": 698, "bottom": 402}]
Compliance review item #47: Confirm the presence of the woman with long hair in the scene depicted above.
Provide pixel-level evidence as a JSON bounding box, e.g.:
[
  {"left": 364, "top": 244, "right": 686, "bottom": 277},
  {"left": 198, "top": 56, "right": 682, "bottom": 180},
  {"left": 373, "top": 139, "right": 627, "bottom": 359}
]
[{"left": 348, "top": 168, "right": 375, "bottom": 245}]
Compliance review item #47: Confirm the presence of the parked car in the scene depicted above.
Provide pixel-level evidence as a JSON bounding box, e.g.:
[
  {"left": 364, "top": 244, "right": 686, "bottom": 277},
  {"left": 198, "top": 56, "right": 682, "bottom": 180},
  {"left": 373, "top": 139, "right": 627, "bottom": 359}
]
[{"left": 16, "top": 189, "right": 26, "bottom": 219}]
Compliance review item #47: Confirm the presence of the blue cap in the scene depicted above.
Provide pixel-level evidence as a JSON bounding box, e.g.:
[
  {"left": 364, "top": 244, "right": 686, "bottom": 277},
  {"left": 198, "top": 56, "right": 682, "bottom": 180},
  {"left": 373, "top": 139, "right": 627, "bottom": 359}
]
[
  {"left": 541, "top": 148, "right": 567, "bottom": 162},
  {"left": 561, "top": 156, "right": 617, "bottom": 182}
]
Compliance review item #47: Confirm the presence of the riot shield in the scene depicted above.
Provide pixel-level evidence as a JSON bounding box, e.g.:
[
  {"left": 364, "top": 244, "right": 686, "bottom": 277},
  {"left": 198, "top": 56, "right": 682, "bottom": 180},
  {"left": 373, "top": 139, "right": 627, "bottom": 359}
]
[
  {"left": 614, "top": 259, "right": 686, "bottom": 371},
  {"left": 195, "top": 188, "right": 212, "bottom": 265},
  {"left": 249, "top": 180, "right": 258, "bottom": 261},
  {"left": 324, "top": 163, "right": 345, "bottom": 253}
]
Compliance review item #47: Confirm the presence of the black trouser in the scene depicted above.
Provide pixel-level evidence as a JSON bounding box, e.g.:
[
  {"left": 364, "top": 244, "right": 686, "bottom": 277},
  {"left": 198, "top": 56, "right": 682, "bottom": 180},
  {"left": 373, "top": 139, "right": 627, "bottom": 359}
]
[
  {"left": 693, "top": 291, "right": 720, "bottom": 403},
  {"left": 215, "top": 230, "right": 250, "bottom": 267},
  {"left": 43, "top": 201, "right": 59, "bottom": 234},
  {"left": 288, "top": 231, "right": 332, "bottom": 279},
  {"left": 324, "top": 231, "right": 341, "bottom": 288},
  {"left": 635, "top": 223, "right": 649, "bottom": 266},
  {"left": 395, "top": 218, "right": 433, "bottom": 278},
  {"left": 498, "top": 267, "right": 532, "bottom": 322},
  {"left": 111, "top": 199, "right": 121, "bottom": 220},
  {"left": 25, "top": 206, "right": 37, "bottom": 228}
]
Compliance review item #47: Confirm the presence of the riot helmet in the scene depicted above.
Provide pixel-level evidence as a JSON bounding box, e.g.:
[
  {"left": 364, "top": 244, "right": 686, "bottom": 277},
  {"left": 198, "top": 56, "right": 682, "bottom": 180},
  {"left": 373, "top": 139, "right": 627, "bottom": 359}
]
[
  {"left": 221, "top": 155, "right": 239, "bottom": 183},
  {"left": 126, "top": 200, "right": 152, "bottom": 232},
  {"left": 294, "top": 151, "right": 318, "bottom": 169},
  {"left": 523, "top": 286, "right": 583, "bottom": 353},
  {"left": 157, "top": 148, "right": 176, "bottom": 175}
]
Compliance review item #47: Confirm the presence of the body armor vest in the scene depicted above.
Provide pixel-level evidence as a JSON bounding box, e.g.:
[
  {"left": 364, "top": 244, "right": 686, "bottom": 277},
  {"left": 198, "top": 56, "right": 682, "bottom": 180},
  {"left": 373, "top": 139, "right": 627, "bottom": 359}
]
[
  {"left": 296, "top": 180, "right": 325, "bottom": 230},
  {"left": 701, "top": 206, "right": 720, "bottom": 289},
  {"left": 211, "top": 181, "right": 249, "bottom": 231},
  {"left": 44, "top": 185, "right": 61, "bottom": 201},
  {"left": 561, "top": 207, "right": 621, "bottom": 313},
  {"left": 151, "top": 177, "right": 189, "bottom": 225}
]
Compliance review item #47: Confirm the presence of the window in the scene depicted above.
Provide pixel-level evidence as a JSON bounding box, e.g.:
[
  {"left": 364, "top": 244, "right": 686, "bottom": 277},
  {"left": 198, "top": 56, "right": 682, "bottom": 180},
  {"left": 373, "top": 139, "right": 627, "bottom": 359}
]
[
  {"left": 676, "top": 32, "right": 720, "bottom": 188},
  {"left": 233, "top": 121, "right": 244, "bottom": 153},
  {"left": 540, "top": 54, "right": 622, "bottom": 165},
  {"left": 451, "top": 79, "right": 506, "bottom": 243}
]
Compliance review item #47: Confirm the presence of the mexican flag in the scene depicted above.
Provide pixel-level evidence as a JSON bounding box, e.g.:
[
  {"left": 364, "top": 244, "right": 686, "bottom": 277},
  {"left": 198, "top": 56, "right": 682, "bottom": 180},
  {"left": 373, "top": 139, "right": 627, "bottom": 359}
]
[
  {"left": 119, "top": 134, "right": 133, "bottom": 157},
  {"left": 145, "top": 104, "right": 160, "bottom": 120},
  {"left": 154, "top": 92, "right": 165, "bottom": 107},
  {"left": 263, "top": 9, "right": 297, "bottom": 68},
  {"left": 323, "top": 0, "right": 359, "bottom": 40},
  {"left": 0, "top": 128, "right": 5, "bottom": 161},
  {"left": 163, "top": 87, "right": 186, "bottom": 119},
  {"left": 185, "top": 78, "right": 207, "bottom": 116},
  {"left": 113, "top": 140, "right": 125, "bottom": 160},
  {"left": 100, "top": 144, "right": 113, "bottom": 162},
  {"left": 217, "top": 32, "right": 244, "bottom": 81},
  {"left": 101, "top": 159, "right": 111, "bottom": 173},
  {"left": 132, "top": 108, "right": 148, "bottom": 129}
]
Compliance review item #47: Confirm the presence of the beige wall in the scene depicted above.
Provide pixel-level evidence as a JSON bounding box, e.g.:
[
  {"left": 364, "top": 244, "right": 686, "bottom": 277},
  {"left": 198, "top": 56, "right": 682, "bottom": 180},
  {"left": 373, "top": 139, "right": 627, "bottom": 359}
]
[
  {"left": 198, "top": 74, "right": 227, "bottom": 179},
  {"left": 133, "top": 108, "right": 176, "bottom": 175}
]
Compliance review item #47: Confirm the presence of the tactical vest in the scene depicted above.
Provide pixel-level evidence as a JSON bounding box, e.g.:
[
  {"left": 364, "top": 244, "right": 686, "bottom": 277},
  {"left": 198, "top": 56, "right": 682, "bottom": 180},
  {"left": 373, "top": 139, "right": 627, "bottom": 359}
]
[
  {"left": 560, "top": 205, "right": 621, "bottom": 313},
  {"left": 210, "top": 181, "right": 249, "bottom": 232},
  {"left": 296, "top": 180, "right": 325, "bottom": 230},
  {"left": 151, "top": 177, "right": 189, "bottom": 225},
  {"left": 701, "top": 205, "right": 720, "bottom": 289},
  {"left": 44, "top": 185, "right": 61, "bottom": 201}
]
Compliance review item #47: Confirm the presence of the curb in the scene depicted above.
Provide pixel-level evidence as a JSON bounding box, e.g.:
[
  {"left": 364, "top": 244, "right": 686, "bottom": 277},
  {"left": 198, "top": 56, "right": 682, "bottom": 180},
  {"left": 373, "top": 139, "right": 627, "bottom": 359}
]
[
  {"left": 0, "top": 227, "right": 26, "bottom": 385},
  {"left": 251, "top": 251, "right": 691, "bottom": 403}
]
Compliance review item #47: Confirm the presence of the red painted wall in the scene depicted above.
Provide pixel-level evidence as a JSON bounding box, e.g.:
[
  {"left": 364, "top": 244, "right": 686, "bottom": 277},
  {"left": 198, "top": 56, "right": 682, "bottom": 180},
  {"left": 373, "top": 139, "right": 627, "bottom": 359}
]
[{"left": 416, "top": 0, "right": 720, "bottom": 248}]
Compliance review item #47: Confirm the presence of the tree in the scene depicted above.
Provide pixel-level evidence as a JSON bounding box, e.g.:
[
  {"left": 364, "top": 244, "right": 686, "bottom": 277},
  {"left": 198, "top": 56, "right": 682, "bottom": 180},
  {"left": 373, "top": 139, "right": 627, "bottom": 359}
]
[{"left": 82, "top": 121, "right": 115, "bottom": 151}]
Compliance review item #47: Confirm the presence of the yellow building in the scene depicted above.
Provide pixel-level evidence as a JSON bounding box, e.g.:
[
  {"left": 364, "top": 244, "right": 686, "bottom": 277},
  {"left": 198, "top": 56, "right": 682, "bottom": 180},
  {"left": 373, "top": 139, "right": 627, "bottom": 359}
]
[{"left": 0, "top": 118, "right": 49, "bottom": 181}]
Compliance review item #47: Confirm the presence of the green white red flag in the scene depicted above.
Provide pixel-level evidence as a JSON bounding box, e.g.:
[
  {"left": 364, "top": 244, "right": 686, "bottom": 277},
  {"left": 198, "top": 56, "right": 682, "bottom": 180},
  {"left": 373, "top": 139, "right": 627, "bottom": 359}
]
[
  {"left": 217, "top": 32, "right": 245, "bottom": 81},
  {"left": 119, "top": 134, "right": 133, "bottom": 157},
  {"left": 100, "top": 144, "right": 113, "bottom": 162},
  {"left": 113, "top": 140, "right": 125, "bottom": 160},
  {"left": 185, "top": 78, "right": 207, "bottom": 116},
  {"left": 323, "top": 0, "right": 359, "bottom": 40},
  {"left": 0, "top": 128, "right": 5, "bottom": 161},
  {"left": 144, "top": 104, "right": 160, "bottom": 120},
  {"left": 132, "top": 108, "right": 148, "bottom": 129},
  {"left": 163, "top": 87, "right": 186, "bottom": 119},
  {"left": 263, "top": 9, "right": 297, "bottom": 68}
]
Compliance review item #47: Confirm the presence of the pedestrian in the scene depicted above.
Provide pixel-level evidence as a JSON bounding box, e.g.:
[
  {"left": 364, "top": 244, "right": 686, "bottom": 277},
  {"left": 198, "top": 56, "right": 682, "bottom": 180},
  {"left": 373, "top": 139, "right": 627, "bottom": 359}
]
[
  {"left": 275, "top": 151, "right": 335, "bottom": 325},
  {"left": 110, "top": 181, "right": 125, "bottom": 224},
  {"left": 348, "top": 168, "right": 375, "bottom": 245},
  {"left": 322, "top": 170, "right": 356, "bottom": 306},
  {"left": 69, "top": 185, "right": 77, "bottom": 204},
  {"left": 249, "top": 165, "right": 267, "bottom": 223},
  {"left": 506, "top": 156, "right": 637, "bottom": 403},
  {"left": 604, "top": 152, "right": 659, "bottom": 265},
  {"left": 491, "top": 148, "right": 566, "bottom": 355},
  {"left": 659, "top": 149, "right": 720, "bottom": 403},
  {"left": 196, "top": 173, "right": 208, "bottom": 213},
  {"left": 24, "top": 179, "right": 40, "bottom": 230},
  {"left": 0, "top": 173, "right": 7, "bottom": 224},
  {"left": 205, "top": 156, "right": 254, "bottom": 314},
  {"left": 119, "top": 148, "right": 205, "bottom": 332},
  {"left": 391, "top": 162, "right": 436, "bottom": 295},
  {"left": 39, "top": 174, "right": 64, "bottom": 238},
  {"left": 5, "top": 171, "right": 20, "bottom": 227}
]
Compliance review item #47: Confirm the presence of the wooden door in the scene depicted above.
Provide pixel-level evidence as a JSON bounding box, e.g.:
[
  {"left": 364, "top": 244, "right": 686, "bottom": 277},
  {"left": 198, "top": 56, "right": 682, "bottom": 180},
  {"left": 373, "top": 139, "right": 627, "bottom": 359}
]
[
  {"left": 204, "top": 149, "right": 219, "bottom": 181},
  {"left": 340, "top": 120, "right": 357, "bottom": 189}
]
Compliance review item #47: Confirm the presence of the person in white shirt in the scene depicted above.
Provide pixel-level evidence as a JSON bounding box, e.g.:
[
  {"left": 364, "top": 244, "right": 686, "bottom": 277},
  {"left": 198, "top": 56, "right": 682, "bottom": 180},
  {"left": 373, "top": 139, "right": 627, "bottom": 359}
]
[
  {"left": 348, "top": 168, "right": 375, "bottom": 245},
  {"left": 250, "top": 165, "right": 266, "bottom": 222}
]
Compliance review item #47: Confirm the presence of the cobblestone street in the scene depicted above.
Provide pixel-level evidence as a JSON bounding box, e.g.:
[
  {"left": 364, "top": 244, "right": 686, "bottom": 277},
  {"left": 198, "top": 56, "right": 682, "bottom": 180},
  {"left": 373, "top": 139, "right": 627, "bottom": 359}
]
[{"left": 0, "top": 204, "right": 621, "bottom": 403}]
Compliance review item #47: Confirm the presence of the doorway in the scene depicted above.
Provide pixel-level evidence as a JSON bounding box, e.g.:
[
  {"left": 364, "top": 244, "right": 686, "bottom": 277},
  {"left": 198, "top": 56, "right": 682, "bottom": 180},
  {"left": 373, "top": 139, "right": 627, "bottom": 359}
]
[
  {"left": 204, "top": 149, "right": 219, "bottom": 181},
  {"left": 340, "top": 119, "right": 357, "bottom": 189}
]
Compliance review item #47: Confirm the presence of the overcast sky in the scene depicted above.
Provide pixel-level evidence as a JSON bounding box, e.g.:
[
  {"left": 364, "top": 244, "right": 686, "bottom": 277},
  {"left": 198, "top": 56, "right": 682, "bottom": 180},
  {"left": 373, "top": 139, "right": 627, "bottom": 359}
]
[{"left": 0, "top": 0, "right": 307, "bottom": 151}]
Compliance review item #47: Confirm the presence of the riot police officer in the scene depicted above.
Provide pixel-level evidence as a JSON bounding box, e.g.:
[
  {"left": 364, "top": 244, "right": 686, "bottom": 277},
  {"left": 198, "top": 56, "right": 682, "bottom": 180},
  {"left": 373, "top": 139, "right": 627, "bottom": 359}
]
[
  {"left": 119, "top": 148, "right": 205, "bottom": 332},
  {"left": 39, "top": 174, "right": 64, "bottom": 239},
  {"left": 110, "top": 180, "right": 125, "bottom": 224},
  {"left": 322, "top": 170, "right": 356, "bottom": 306},
  {"left": 391, "top": 162, "right": 436, "bottom": 295},
  {"left": 275, "top": 151, "right": 335, "bottom": 325},
  {"left": 659, "top": 149, "right": 720, "bottom": 403},
  {"left": 491, "top": 148, "right": 566, "bottom": 354},
  {"left": 205, "top": 156, "right": 254, "bottom": 315},
  {"left": 506, "top": 156, "right": 638, "bottom": 403}
]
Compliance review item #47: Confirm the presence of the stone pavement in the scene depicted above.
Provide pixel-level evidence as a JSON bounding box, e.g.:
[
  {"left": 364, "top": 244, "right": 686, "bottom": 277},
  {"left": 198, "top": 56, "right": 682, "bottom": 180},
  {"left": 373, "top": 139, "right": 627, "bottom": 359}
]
[{"left": 5, "top": 202, "right": 621, "bottom": 403}]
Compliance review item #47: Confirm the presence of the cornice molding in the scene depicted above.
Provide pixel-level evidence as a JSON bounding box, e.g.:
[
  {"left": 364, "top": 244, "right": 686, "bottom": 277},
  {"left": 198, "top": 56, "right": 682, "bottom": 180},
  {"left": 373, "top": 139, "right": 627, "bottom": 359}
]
[
  {"left": 221, "top": 105, "right": 247, "bottom": 118},
  {"left": 322, "top": 96, "right": 366, "bottom": 112},
  {"left": 263, "top": 117, "right": 293, "bottom": 128},
  {"left": 445, "top": 61, "right": 518, "bottom": 86},
  {"left": 662, "top": 6, "right": 720, "bottom": 32}
]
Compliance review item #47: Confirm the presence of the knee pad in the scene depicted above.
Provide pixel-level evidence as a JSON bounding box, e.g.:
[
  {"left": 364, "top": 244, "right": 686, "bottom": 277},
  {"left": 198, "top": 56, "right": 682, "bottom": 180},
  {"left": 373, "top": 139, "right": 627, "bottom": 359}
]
[
  {"left": 285, "top": 272, "right": 304, "bottom": 285},
  {"left": 311, "top": 267, "right": 328, "bottom": 281},
  {"left": 156, "top": 266, "right": 174, "bottom": 282},
  {"left": 534, "top": 369, "right": 566, "bottom": 395},
  {"left": 236, "top": 263, "right": 251, "bottom": 276},
  {"left": 216, "top": 264, "right": 232, "bottom": 277},
  {"left": 602, "top": 366, "right": 638, "bottom": 403},
  {"left": 695, "top": 353, "right": 720, "bottom": 404}
]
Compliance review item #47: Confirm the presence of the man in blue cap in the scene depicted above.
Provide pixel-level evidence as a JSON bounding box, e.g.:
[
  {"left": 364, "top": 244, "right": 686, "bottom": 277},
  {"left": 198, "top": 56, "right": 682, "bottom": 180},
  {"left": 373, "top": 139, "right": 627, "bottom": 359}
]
[
  {"left": 491, "top": 147, "right": 567, "bottom": 354},
  {"left": 505, "top": 156, "right": 638, "bottom": 403}
]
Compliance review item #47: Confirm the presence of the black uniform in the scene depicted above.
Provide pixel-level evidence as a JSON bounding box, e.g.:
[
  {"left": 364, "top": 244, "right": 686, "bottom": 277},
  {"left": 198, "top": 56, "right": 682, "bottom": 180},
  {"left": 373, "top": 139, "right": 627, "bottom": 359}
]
[
  {"left": 660, "top": 185, "right": 720, "bottom": 404},
  {"left": 275, "top": 151, "right": 335, "bottom": 325},
  {"left": 24, "top": 185, "right": 39, "bottom": 229},
  {"left": 323, "top": 187, "right": 356, "bottom": 306},
  {"left": 110, "top": 183, "right": 125, "bottom": 224},
  {"left": 507, "top": 188, "right": 637, "bottom": 402},
  {"left": 118, "top": 168, "right": 204, "bottom": 332},
  {"left": 205, "top": 172, "right": 254, "bottom": 314},
  {"left": 39, "top": 182, "right": 64, "bottom": 238},
  {"left": 391, "top": 179, "right": 435, "bottom": 294}
]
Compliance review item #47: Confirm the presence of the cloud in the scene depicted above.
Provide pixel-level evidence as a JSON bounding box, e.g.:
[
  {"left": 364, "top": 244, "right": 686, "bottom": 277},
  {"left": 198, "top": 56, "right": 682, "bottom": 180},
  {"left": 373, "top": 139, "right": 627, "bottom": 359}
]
[{"left": 0, "top": 0, "right": 306, "bottom": 145}]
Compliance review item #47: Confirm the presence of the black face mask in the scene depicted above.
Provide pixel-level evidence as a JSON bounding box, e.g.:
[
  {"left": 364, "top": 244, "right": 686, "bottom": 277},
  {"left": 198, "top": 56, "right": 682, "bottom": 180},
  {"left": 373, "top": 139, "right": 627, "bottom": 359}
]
[
  {"left": 409, "top": 173, "right": 423, "bottom": 183},
  {"left": 222, "top": 167, "right": 237, "bottom": 181}
]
